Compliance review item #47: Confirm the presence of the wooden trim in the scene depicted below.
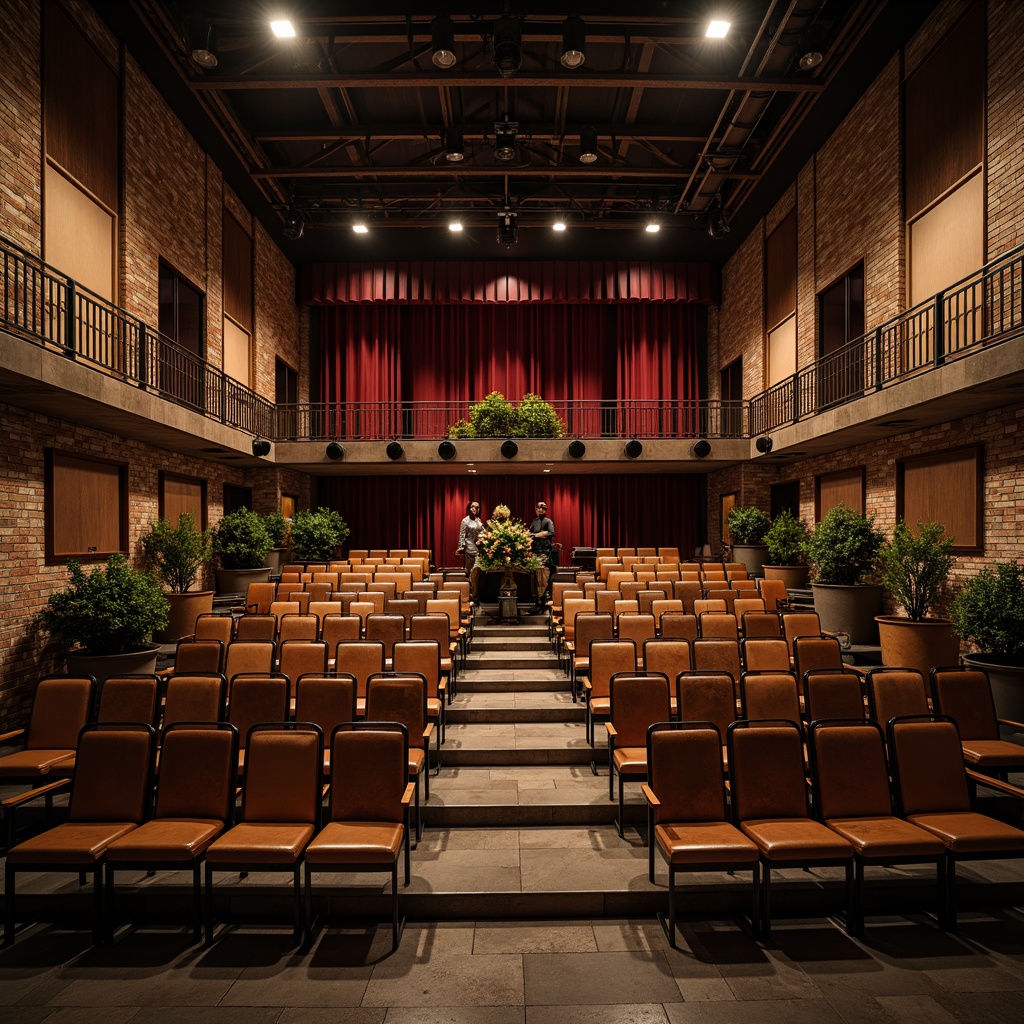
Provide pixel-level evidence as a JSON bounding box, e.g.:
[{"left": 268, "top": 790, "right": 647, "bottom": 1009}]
[{"left": 45, "top": 448, "right": 128, "bottom": 564}]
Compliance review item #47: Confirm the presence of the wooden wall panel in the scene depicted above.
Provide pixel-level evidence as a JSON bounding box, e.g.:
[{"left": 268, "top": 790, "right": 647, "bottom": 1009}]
[
  {"left": 223, "top": 317, "right": 251, "bottom": 387},
  {"left": 898, "top": 446, "right": 981, "bottom": 551},
  {"left": 816, "top": 468, "right": 865, "bottom": 520},
  {"left": 160, "top": 473, "right": 206, "bottom": 529},
  {"left": 765, "top": 209, "right": 797, "bottom": 331},
  {"left": 767, "top": 315, "right": 796, "bottom": 387},
  {"left": 47, "top": 450, "right": 125, "bottom": 561},
  {"left": 223, "top": 212, "right": 253, "bottom": 331},
  {"left": 721, "top": 492, "right": 736, "bottom": 546}
]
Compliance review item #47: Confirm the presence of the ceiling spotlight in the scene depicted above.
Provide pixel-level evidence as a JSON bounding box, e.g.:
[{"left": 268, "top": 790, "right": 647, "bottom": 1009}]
[
  {"left": 448, "top": 219, "right": 463, "bottom": 232},
  {"left": 500, "top": 439, "right": 519, "bottom": 459},
  {"left": 560, "top": 15, "right": 586, "bottom": 69},
  {"left": 270, "top": 19, "right": 296, "bottom": 39},
  {"left": 189, "top": 21, "right": 218, "bottom": 68},
  {"left": 624, "top": 439, "right": 643, "bottom": 459},
  {"left": 252, "top": 438, "right": 271, "bottom": 457},
  {"left": 352, "top": 221, "right": 368, "bottom": 234},
  {"left": 497, "top": 211, "right": 518, "bottom": 247},
  {"left": 386, "top": 441, "right": 404, "bottom": 460},
  {"left": 692, "top": 439, "right": 712, "bottom": 458},
  {"left": 797, "top": 26, "right": 825, "bottom": 71},
  {"left": 326, "top": 441, "right": 345, "bottom": 460},
  {"left": 445, "top": 126, "right": 465, "bottom": 162},
  {"left": 552, "top": 214, "right": 567, "bottom": 232},
  {"left": 431, "top": 14, "right": 457, "bottom": 69},
  {"left": 492, "top": 15, "right": 522, "bottom": 78},
  {"left": 568, "top": 439, "right": 586, "bottom": 458},
  {"left": 706, "top": 20, "right": 730, "bottom": 39},
  {"left": 645, "top": 221, "right": 661, "bottom": 234},
  {"left": 579, "top": 126, "right": 599, "bottom": 165},
  {"left": 438, "top": 440, "right": 456, "bottom": 460},
  {"left": 494, "top": 120, "right": 518, "bottom": 161},
  {"left": 706, "top": 197, "right": 730, "bottom": 239},
  {"left": 755, "top": 435, "right": 774, "bottom": 454},
  {"left": 282, "top": 207, "right": 304, "bottom": 240}
]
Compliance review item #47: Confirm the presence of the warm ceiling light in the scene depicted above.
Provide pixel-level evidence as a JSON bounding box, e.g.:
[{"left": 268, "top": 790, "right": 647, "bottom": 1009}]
[
  {"left": 448, "top": 219, "right": 463, "bottom": 232},
  {"left": 579, "top": 126, "right": 598, "bottom": 165},
  {"left": 645, "top": 221, "right": 661, "bottom": 233},
  {"left": 190, "top": 22, "right": 218, "bottom": 68},
  {"left": 560, "top": 15, "right": 586, "bottom": 69},
  {"left": 270, "top": 19, "right": 296, "bottom": 38},
  {"left": 445, "top": 126, "right": 465, "bottom": 162},
  {"left": 552, "top": 217, "right": 567, "bottom": 232},
  {"left": 797, "top": 26, "right": 825, "bottom": 70},
  {"left": 431, "top": 14, "right": 457, "bottom": 68},
  {"left": 352, "top": 222, "right": 368, "bottom": 234},
  {"left": 706, "top": 20, "right": 730, "bottom": 39},
  {"left": 492, "top": 16, "right": 522, "bottom": 77}
]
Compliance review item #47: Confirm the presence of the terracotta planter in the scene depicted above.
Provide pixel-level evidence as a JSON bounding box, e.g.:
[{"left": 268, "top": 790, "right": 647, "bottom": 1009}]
[
  {"left": 66, "top": 643, "right": 161, "bottom": 682},
  {"left": 730, "top": 544, "right": 769, "bottom": 578},
  {"left": 215, "top": 566, "right": 270, "bottom": 596},
  {"left": 963, "top": 654, "right": 1024, "bottom": 725},
  {"left": 875, "top": 615, "right": 960, "bottom": 678},
  {"left": 763, "top": 565, "right": 810, "bottom": 589},
  {"left": 811, "top": 583, "right": 883, "bottom": 645},
  {"left": 156, "top": 590, "right": 214, "bottom": 643}
]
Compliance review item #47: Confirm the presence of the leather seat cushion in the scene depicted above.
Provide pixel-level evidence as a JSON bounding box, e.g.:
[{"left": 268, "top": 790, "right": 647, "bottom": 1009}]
[
  {"left": 656, "top": 821, "right": 759, "bottom": 866},
  {"left": 590, "top": 698, "right": 610, "bottom": 715},
  {"left": 304, "top": 821, "right": 403, "bottom": 864},
  {"left": 825, "top": 816, "right": 945, "bottom": 859},
  {"left": 105, "top": 819, "right": 225, "bottom": 861},
  {"left": 741, "top": 818, "right": 854, "bottom": 861},
  {"left": 205, "top": 823, "right": 315, "bottom": 864},
  {"left": 908, "top": 811, "right": 1024, "bottom": 854},
  {"left": 612, "top": 747, "right": 647, "bottom": 775},
  {"left": 6, "top": 822, "right": 138, "bottom": 865}
]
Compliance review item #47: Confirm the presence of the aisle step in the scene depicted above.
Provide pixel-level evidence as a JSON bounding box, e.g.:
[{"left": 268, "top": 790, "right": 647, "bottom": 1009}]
[{"left": 448, "top": 691, "right": 580, "bottom": 724}]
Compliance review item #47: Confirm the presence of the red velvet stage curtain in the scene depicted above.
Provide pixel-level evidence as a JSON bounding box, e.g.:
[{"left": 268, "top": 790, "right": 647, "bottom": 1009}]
[{"left": 318, "top": 474, "right": 700, "bottom": 567}]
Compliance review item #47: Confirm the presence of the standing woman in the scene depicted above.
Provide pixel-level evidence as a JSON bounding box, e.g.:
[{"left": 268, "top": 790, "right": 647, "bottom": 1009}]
[{"left": 457, "top": 501, "right": 486, "bottom": 595}]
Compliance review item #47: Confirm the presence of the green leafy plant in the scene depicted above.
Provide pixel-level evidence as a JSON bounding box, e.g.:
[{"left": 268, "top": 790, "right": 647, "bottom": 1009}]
[
  {"left": 289, "top": 506, "right": 350, "bottom": 562},
  {"left": 763, "top": 509, "right": 809, "bottom": 566},
  {"left": 447, "top": 391, "right": 565, "bottom": 439},
  {"left": 139, "top": 511, "right": 212, "bottom": 593},
  {"left": 42, "top": 554, "right": 169, "bottom": 655},
  {"left": 211, "top": 507, "right": 273, "bottom": 570},
  {"left": 803, "top": 503, "right": 884, "bottom": 586},
  {"left": 510, "top": 393, "right": 565, "bottom": 438},
  {"left": 876, "top": 520, "right": 956, "bottom": 621},
  {"left": 264, "top": 510, "right": 290, "bottom": 547},
  {"left": 727, "top": 505, "right": 771, "bottom": 545},
  {"left": 950, "top": 561, "right": 1024, "bottom": 658}
]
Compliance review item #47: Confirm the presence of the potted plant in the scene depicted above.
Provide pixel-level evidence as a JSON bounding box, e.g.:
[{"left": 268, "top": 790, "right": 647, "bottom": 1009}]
[
  {"left": 875, "top": 519, "right": 959, "bottom": 676},
  {"left": 803, "top": 503, "right": 885, "bottom": 644},
  {"left": 289, "top": 506, "right": 350, "bottom": 564},
  {"left": 42, "top": 554, "right": 169, "bottom": 680},
  {"left": 762, "top": 509, "right": 810, "bottom": 588},
  {"left": 726, "top": 505, "right": 771, "bottom": 577},
  {"left": 447, "top": 391, "right": 565, "bottom": 439},
  {"left": 211, "top": 506, "right": 273, "bottom": 595},
  {"left": 139, "top": 511, "right": 214, "bottom": 641},
  {"left": 950, "top": 561, "right": 1024, "bottom": 721},
  {"left": 264, "top": 509, "right": 291, "bottom": 576}
]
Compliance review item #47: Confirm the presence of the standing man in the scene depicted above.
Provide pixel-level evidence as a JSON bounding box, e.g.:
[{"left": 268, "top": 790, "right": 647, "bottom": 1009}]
[
  {"left": 528, "top": 500, "right": 556, "bottom": 614},
  {"left": 457, "top": 500, "right": 485, "bottom": 600}
]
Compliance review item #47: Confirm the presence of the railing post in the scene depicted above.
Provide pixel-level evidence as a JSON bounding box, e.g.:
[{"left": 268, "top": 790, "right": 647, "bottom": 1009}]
[
  {"left": 137, "top": 322, "right": 148, "bottom": 389},
  {"left": 63, "top": 279, "right": 77, "bottom": 357},
  {"left": 933, "top": 290, "right": 945, "bottom": 368},
  {"left": 220, "top": 373, "right": 228, "bottom": 424},
  {"left": 874, "top": 326, "right": 883, "bottom": 391},
  {"left": 791, "top": 372, "right": 799, "bottom": 424}
]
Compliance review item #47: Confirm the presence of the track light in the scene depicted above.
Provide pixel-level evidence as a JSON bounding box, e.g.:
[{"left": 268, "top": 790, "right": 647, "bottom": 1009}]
[
  {"left": 282, "top": 207, "right": 304, "bottom": 240},
  {"left": 431, "top": 14, "right": 457, "bottom": 69},
  {"left": 692, "top": 439, "right": 712, "bottom": 458},
  {"left": 189, "top": 21, "right": 218, "bottom": 68},
  {"left": 797, "top": 26, "right": 825, "bottom": 71},
  {"left": 579, "top": 126, "right": 598, "bottom": 165},
  {"left": 568, "top": 440, "right": 586, "bottom": 458},
  {"left": 706, "top": 197, "right": 730, "bottom": 239},
  {"left": 326, "top": 442, "right": 345, "bottom": 460},
  {"left": 755, "top": 435, "right": 774, "bottom": 454},
  {"left": 445, "top": 126, "right": 465, "bottom": 162},
  {"left": 492, "top": 16, "right": 521, "bottom": 78},
  {"left": 624, "top": 439, "right": 643, "bottom": 459},
  {"left": 438, "top": 440, "right": 456, "bottom": 460},
  {"left": 500, "top": 439, "right": 519, "bottom": 459},
  {"left": 386, "top": 441, "right": 404, "bottom": 460},
  {"left": 252, "top": 438, "right": 271, "bottom": 457},
  {"left": 497, "top": 211, "right": 518, "bottom": 247},
  {"left": 560, "top": 16, "right": 586, "bottom": 69}
]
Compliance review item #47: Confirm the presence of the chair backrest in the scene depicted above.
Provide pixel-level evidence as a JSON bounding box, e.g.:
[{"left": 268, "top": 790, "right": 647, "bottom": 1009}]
[
  {"left": 648, "top": 723, "right": 727, "bottom": 825},
  {"left": 888, "top": 716, "right": 972, "bottom": 816},
  {"left": 368, "top": 579, "right": 399, "bottom": 605},
  {"left": 245, "top": 582, "right": 276, "bottom": 614},
  {"left": 387, "top": 599, "right": 420, "bottom": 633},
  {"left": 278, "top": 613, "right": 320, "bottom": 643},
  {"left": 804, "top": 669, "right": 865, "bottom": 723},
  {"left": 691, "top": 638, "right": 741, "bottom": 683},
  {"left": 728, "top": 720, "right": 809, "bottom": 822},
  {"left": 304, "top": 582, "right": 333, "bottom": 605},
  {"left": 312, "top": 572, "right": 341, "bottom": 587},
  {"left": 929, "top": 667, "right": 999, "bottom": 741},
  {"left": 335, "top": 639, "right": 386, "bottom": 699},
  {"left": 866, "top": 668, "right": 929, "bottom": 727},
  {"left": 675, "top": 672, "right": 736, "bottom": 741},
  {"left": 69, "top": 723, "right": 156, "bottom": 824},
  {"left": 782, "top": 612, "right": 822, "bottom": 655},
  {"left": 393, "top": 640, "right": 442, "bottom": 698},
  {"left": 233, "top": 614, "right": 277, "bottom": 641},
  {"left": 550, "top": 581, "right": 577, "bottom": 614},
  {"left": 278, "top": 640, "right": 328, "bottom": 693},
  {"left": 322, "top": 614, "right": 362, "bottom": 649},
  {"left": 703, "top": 589, "right": 737, "bottom": 615},
  {"left": 741, "top": 637, "right": 791, "bottom": 673},
  {"left": 617, "top": 613, "right": 656, "bottom": 654},
  {"left": 365, "top": 673, "right": 428, "bottom": 738},
  {"left": 758, "top": 578, "right": 789, "bottom": 612},
  {"left": 224, "top": 639, "right": 276, "bottom": 682},
  {"left": 643, "top": 638, "right": 691, "bottom": 684},
  {"left": 740, "top": 670, "right": 801, "bottom": 722},
  {"left": 366, "top": 613, "right": 407, "bottom": 658},
  {"left": 163, "top": 673, "right": 227, "bottom": 727},
  {"left": 673, "top": 580, "right": 704, "bottom": 613},
  {"left": 562, "top": 598, "right": 595, "bottom": 642},
  {"left": 329, "top": 725, "right": 409, "bottom": 823},
  {"left": 733, "top": 597, "right": 767, "bottom": 620},
  {"left": 156, "top": 722, "right": 238, "bottom": 821},
  {"left": 26, "top": 675, "right": 96, "bottom": 749},
  {"left": 808, "top": 720, "right": 893, "bottom": 820},
  {"left": 573, "top": 613, "right": 614, "bottom": 660},
  {"left": 271, "top": 599, "right": 305, "bottom": 621},
  {"left": 699, "top": 611, "right": 739, "bottom": 639},
  {"left": 96, "top": 674, "right": 160, "bottom": 727},
  {"left": 619, "top": 580, "right": 644, "bottom": 602},
  {"left": 228, "top": 674, "right": 289, "bottom": 749},
  {"left": 608, "top": 673, "right": 672, "bottom": 747},
  {"left": 241, "top": 723, "right": 323, "bottom": 824},
  {"left": 693, "top": 599, "right": 728, "bottom": 618},
  {"left": 595, "top": 589, "right": 620, "bottom": 615},
  {"left": 348, "top": 600, "right": 375, "bottom": 631},
  {"left": 294, "top": 674, "right": 357, "bottom": 746},
  {"left": 171, "top": 639, "right": 224, "bottom": 675},
  {"left": 588, "top": 639, "right": 638, "bottom": 698},
  {"left": 410, "top": 613, "right": 451, "bottom": 652},
  {"left": 659, "top": 611, "right": 698, "bottom": 642},
  {"left": 193, "top": 613, "right": 233, "bottom": 647},
  {"left": 793, "top": 635, "right": 843, "bottom": 682},
  {"left": 426, "top": 599, "right": 461, "bottom": 638},
  {"left": 741, "top": 610, "right": 783, "bottom": 638},
  {"left": 308, "top": 601, "right": 338, "bottom": 627}
]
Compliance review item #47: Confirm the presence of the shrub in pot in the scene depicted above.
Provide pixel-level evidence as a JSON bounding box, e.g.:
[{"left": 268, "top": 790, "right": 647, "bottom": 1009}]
[
  {"left": 875, "top": 519, "right": 959, "bottom": 675},
  {"left": 140, "top": 511, "right": 214, "bottom": 641},
  {"left": 762, "top": 509, "right": 810, "bottom": 588},
  {"left": 264, "top": 509, "right": 291, "bottom": 575},
  {"left": 726, "top": 505, "right": 771, "bottom": 577},
  {"left": 803, "top": 503, "right": 885, "bottom": 644},
  {"left": 289, "top": 506, "right": 350, "bottom": 563},
  {"left": 211, "top": 506, "right": 273, "bottom": 594}
]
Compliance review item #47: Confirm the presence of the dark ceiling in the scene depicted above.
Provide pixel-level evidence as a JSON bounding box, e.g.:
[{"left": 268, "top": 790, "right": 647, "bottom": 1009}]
[{"left": 98, "top": 1, "right": 934, "bottom": 264}]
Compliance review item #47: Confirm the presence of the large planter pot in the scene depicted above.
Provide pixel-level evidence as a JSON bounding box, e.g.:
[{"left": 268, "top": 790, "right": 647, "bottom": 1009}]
[
  {"left": 266, "top": 547, "right": 290, "bottom": 576},
  {"left": 963, "top": 654, "right": 1024, "bottom": 725},
  {"left": 215, "top": 566, "right": 270, "bottom": 596},
  {"left": 156, "top": 590, "right": 215, "bottom": 643},
  {"left": 763, "top": 565, "right": 810, "bottom": 589},
  {"left": 66, "top": 643, "right": 161, "bottom": 682},
  {"left": 875, "top": 616, "right": 960, "bottom": 678},
  {"left": 731, "top": 544, "right": 769, "bottom": 578},
  {"left": 811, "top": 583, "right": 883, "bottom": 646}
]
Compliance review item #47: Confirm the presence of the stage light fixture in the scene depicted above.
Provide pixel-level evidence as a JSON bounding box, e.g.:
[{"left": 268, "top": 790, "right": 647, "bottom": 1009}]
[
  {"left": 492, "top": 15, "right": 522, "bottom": 77},
  {"left": 797, "top": 26, "right": 825, "bottom": 70},
  {"left": 500, "top": 439, "right": 519, "bottom": 459},
  {"left": 252, "top": 438, "right": 271, "bottom": 457},
  {"left": 445, "top": 126, "right": 465, "bottom": 162},
  {"left": 438, "top": 440, "right": 457, "bottom": 460},
  {"left": 579, "top": 126, "right": 598, "bottom": 164},
  {"left": 560, "top": 15, "right": 586, "bottom": 68},
  {"left": 326, "top": 442, "right": 345, "bottom": 460},
  {"left": 497, "top": 211, "right": 518, "bottom": 246},
  {"left": 692, "top": 439, "right": 712, "bottom": 458},
  {"left": 386, "top": 441, "right": 404, "bottom": 460},
  {"left": 282, "top": 207, "right": 304, "bottom": 240},
  {"left": 568, "top": 439, "right": 586, "bottom": 458},
  {"left": 494, "top": 121, "right": 518, "bottom": 161},
  {"left": 431, "top": 14, "right": 457, "bottom": 68},
  {"left": 755, "top": 435, "right": 774, "bottom": 454},
  {"left": 706, "top": 197, "right": 730, "bottom": 239},
  {"left": 624, "top": 439, "right": 643, "bottom": 459},
  {"left": 189, "top": 21, "right": 218, "bottom": 68}
]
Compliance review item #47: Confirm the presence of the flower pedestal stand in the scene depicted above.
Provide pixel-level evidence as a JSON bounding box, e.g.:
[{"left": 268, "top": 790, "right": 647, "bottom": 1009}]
[{"left": 498, "top": 568, "right": 520, "bottom": 624}]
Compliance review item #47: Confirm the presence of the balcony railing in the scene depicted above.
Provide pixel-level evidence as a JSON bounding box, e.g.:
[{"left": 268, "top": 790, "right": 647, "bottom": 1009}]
[{"left": 3, "top": 233, "right": 1021, "bottom": 445}]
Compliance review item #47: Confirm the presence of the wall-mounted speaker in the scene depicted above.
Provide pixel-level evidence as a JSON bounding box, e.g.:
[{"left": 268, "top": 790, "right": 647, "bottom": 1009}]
[
  {"left": 251, "top": 439, "right": 271, "bottom": 457},
  {"left": 500, "top": 439, "right": 519, "bottom": 459},
  {"left": 755, "top": 435, "right": 774, "bottom": 454},
  {"left": 326, "top": 442, "right": 345, "bottom": 460},
  {"left": 692, "top": 439, "right": 712, "bottom": 458},
  {"left": 567, "top": 439, "right": 586, "bottom": 458},
  {"left": 386, "top": 441, "right": 404, "bottom": 460},
  {"left": 438, "top": 440, "right": 457, "bottom": 460},
  {"left": 624, "top": 439, "right": 643, "bottom": 459}
]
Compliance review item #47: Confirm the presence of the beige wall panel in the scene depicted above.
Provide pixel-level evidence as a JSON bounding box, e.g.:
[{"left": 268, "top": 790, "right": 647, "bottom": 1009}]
[
  {"left": 223, "top": 317, "right": 251, "bottom": 387},
  {"left": 767, "top": 315, "right": 796, "bottom": 387},
  {"left": 44, "top": 163, "right": 114, "bottom": 301}
]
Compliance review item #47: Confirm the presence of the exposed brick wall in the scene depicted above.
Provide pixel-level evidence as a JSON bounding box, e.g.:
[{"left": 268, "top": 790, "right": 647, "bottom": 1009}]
[
  {"left": 254, "top": 219, "right": 300, "bottom": 401},
  {"left": 987, "top": 0, "right": 1024, "bottom": 256}
]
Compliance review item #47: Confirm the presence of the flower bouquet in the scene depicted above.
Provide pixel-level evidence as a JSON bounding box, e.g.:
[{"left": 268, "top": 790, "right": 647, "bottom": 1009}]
[{"left": 476, "top": 505, "right": 542, "bottom": 572}]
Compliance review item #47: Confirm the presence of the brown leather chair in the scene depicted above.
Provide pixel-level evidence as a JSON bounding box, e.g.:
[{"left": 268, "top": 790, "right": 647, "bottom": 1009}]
[
  {"left": 643, "top": 638, "right": 691, "bottom": 711},
  {"left": 394, "top": 639, "right": 446, "bottom": 754},
  {"left": 303, "top": 724, "right": 414, "bottom": 951},
  {"left": 741, "top": 610, "right": 783, "bottom": 639},
  {"left": 617, "top": 612, "right": 657, "bottom": 657},
  {"left": 233, "top": 615, "right": 278, "bottom": 641},
  {"left": 224, "top": 639, "right": 276, "bottom": 682},
  {"left": 741, "top": 637, "right": 791, "bottom": 673},
  {"left": 793, "top": 635, "right": 844, "bottom": 682},
  {"left": 740, "top": 670, "right": 801, "bottom": 724},
  {"left": 659, "top": 611, "right": 698, "bottom": 642},
  {"left": 691, "top": 638, "right": 741, "bottom": 690},
  {"left": 162, "top": 673, "right": 227, "bottom": 728},
  {"left": 294, "top": 674, "right": 357, "bottom": 775},
  {"left": 227, "top": 674, "right": 290, "bottom": 773},
  {"left": 782, "top": 612, "right": 821, "bottom": 657},
  {"left": 335, "top": 639, "right": 386, "bottom": 717},
  {"left": 584, "top": 638, "right": 637, "bottom": 749},
  {"left": 675, "top": 671, "right": 736, "bottom": 771},
  {"left": 4, "top": 722, "right": 157, "bottom": 946},
  {"left": 245, "top": 582, "right": 276, "bottom": 614},
  {"left": 866, "top": 667, "right": 930, "bottom": 728},
  {"left": 193, "top": 613, "right": 234, "bottom": 651},
  {"left": 410, "top": 614, "right": 456, "bottom": 696},
  {"left": 803, "top": 669, "right": 866, "bottom": 724},
  {"left": 728, "top": 719, "right": 854, "bottom": 937},
  {"left": 808, "top": 719, "right": 945, "bottom": 935},
  {"left": 568, "top": 610, "right": 612, "bottom": 699},
  {"left": 606, "top": 673, "right": 672, "bottom": 837},
  {"left": 159, "top": 639, "right": 224, "bottom": 680},
  {"left": 758, "top": 578, "right": 789, "bottom": 613},
  {"left": 277, "top": 640, "right": 329, "bottom": 703},
  {"left": 104, "top": 722, "right": 238, "bottom": 943},
  {"left": 204, "top": 722, "right": 323, "bottom": 946},
  {"left": 698, "top": 611, "right": 739, "bottom": 639},
  {"left": 277, "top": 613, "right": 319, "bottom": 643},
  {"left": 644, "top": 722, "right": 760, "bottom": 947},
  {"left": 366, "top": 613, "right": 406, "bottom": 669}
]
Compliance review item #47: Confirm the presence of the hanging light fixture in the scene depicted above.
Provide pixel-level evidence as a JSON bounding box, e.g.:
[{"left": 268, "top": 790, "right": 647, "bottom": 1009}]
[
  {"left": 560, "top": 15, "right": 586, "bottom": 68},
  {"left": 431, "top": 14, "right": 457, "bottom": 68},
  {"left": 497, "top": 210, "right": 518, "bottom": 247},
  {"left": 706, "top": 197, "right": 730, "bottom": 239},
  {"left": 282, "top": 206, "right": 303, "bottom": 240},
  {"left": 494, "top": 118, "right": 518, "bottom": 162},
  {"left": 797, "top": 25, "right": 825, "bottom": 70},
  {"left": 579, "top": 126, "right": 599, "bottom": 165},
  {"left": 189, "top": 21, "right": 218, "bottom": 68},
  {"left": 492, "top": 15, "right": 521, "bottom": 77},
  {"left": 445, "top": 126, "right": 465, "bottom": 162}
]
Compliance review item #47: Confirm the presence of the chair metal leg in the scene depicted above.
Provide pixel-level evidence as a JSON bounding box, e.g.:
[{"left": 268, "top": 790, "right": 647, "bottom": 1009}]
[
  {"left": 762, "top": 863, "right": 772, "bottom": 939},
  {"left": 204, "top": 863, "right": 216, "bottom": 946},
  {"left": 4, "top": 864, "right": 15, "bottom": 946},
  {"left": 304, "top": 864, "right": 317, "bottom": 947},
  {"left": 647, "top": 809, "right": 656, "bottom": 883},
  {"left": 292, "top": 864, "right": 303, "bottom": 946},
  {"left": 192, "top": 862, "right": 203, "bottom": 943}
]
